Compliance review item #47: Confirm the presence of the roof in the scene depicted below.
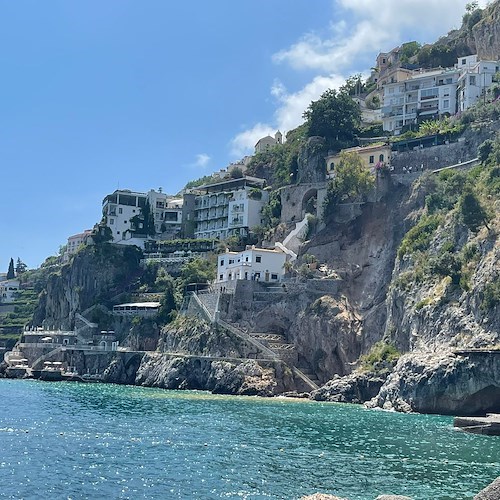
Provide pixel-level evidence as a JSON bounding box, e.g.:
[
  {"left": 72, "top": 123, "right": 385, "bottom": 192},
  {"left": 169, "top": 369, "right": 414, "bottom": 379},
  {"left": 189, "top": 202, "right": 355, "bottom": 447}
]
[
  {"left": 113, "top": 302, "right": 161, "bottom": 308},
  {"left": 197, "top": 175, "right": 265, "bottom": 192}
]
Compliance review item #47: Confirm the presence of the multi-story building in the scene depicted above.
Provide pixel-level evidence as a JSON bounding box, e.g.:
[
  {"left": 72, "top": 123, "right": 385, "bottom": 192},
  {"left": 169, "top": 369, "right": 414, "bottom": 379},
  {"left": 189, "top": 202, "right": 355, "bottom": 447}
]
[
  {"left": 382, "top": 55, "right": 499, "bottom": 135},
  {"left": 382, "top": 68, "right": 460, "bottom": 134},
  {"left": 216, "top": 246, "right": 286, "bottom": 283},
  {"left": 456, "top": 55, "right": 499, "bottom": 112},
  {"left": 325, "top": 143, "right": 392, "bottom": 178},
  {"left": 193, "top": 176, "right": 268, "bottom": 240},
  {"left": 101, "top": 188, "right": 183, "bottom": 245},
  {"left": 63, "top": 230, "right": 92, "bottom": 262}
]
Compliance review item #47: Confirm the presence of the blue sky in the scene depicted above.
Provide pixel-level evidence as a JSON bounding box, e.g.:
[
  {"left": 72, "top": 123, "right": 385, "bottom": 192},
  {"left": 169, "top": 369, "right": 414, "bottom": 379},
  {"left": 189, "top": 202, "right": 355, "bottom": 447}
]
[{"left": 0, "top": 0, "right": 485, "bottom": 269}]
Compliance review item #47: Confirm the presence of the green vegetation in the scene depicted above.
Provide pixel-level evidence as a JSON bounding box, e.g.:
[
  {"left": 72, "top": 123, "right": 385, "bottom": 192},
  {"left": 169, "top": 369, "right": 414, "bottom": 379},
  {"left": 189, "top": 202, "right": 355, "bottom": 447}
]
[
  {"left": 398, "top": 214, "right": 442, "bottom": 257},
  {"left": 459, "top": 190, "right": 491, "bottom": 232},
  {"left": 482, "top": 280, "right": 500, "bottom": 310},
  {"left": 6, "top": 258, "right": 15, "bottom": 279},
  {"left": 184, "top": 174, "right": 216, "bottom": 190},
  {"left": 179, "top": 257, "right": 216, "bottom": 289},
  {"left": 360, "top": 341, "right": 401, "bottom": 373},
  {"left": 323, "top": 152, "right": 376, "bottom": 216},
  {"left": 303, "top": 88, "right": 361, "bottom": 151}
]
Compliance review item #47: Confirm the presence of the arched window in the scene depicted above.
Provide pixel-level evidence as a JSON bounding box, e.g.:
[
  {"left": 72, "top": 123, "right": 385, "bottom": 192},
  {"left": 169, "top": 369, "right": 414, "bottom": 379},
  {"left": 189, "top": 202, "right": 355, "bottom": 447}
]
[
  {"left": 379, "top": 154, "right": 384, "bottom": 162},
  {"left": 329, "top": 162, "right": 335, "bottom": 171}
]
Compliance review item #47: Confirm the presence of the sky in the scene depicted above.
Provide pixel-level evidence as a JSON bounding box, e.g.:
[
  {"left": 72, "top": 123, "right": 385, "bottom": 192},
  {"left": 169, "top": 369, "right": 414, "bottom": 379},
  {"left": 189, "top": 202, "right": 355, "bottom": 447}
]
[{"left": 0, "top": 0, "right": 489, "bottom": 269}]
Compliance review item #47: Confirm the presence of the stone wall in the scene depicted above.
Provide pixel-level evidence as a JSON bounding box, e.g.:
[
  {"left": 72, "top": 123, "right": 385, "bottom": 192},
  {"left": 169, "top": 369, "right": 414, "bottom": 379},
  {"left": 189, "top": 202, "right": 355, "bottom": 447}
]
[
  {"left": 391, "top": 122, "right": 499, "bottom": 173},
  {"left": 279, "top": 183, "right": 328, "bottom": 223}
]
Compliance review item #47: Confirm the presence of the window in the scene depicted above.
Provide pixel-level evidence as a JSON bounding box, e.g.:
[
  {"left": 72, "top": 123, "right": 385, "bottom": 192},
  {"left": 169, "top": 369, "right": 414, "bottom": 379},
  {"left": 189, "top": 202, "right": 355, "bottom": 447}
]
[
  {"left": 329, "top": 162, "right": 335, "bottom": 171},
  {"left": 369, "top": 155, "right": 375, "bottom": 164},
  {"left": 229, "top": 259, "right": 234, "bottom": 264},
  {"left": 462, "top": 59, "right": 466, "bottom": 65},
  {"left": 220, "top": 259, "right": 224, "bottom": 266},
  {"left": 245, "top": 257, "right": 249, "bottom": 262},
  {"left": 271, "top": 274, "right": 278, "bottom": 280},
  {"left": 110, "top": 218, "right": 114, "bottom": 225},
  {"left": 443, "top": 99, "right": 449, "bottom": 109},
  {"left": 219, "top": 274, "right": 223, "bottom": 280},
  {"left": 255, "top": 256, "right": 262, "bottom": 263},
  {"left": 470, "top": 75, "right": 476, "bottom": 85},
  {"left": 379, "top": 154, "right": 384, "bottom": 162},
  {"left": 118, "top": 208, "right": 122, "bottom": 214}
]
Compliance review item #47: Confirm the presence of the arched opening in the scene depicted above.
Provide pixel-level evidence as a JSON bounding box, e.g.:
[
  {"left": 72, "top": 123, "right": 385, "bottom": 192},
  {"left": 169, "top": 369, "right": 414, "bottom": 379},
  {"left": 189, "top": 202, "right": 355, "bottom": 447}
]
[{"left": 302, "top": 188, "right": 318, "bottom": 217}]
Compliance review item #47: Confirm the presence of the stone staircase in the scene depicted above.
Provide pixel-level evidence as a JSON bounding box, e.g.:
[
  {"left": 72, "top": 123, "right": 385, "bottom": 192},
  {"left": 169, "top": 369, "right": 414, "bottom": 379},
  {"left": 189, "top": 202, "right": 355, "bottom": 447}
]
[
  {"left": 297, "top": 367, "right": 321, "bottom": 387},
  {"left": 183, "top": 291, "right": 319, "bottom": 391}
]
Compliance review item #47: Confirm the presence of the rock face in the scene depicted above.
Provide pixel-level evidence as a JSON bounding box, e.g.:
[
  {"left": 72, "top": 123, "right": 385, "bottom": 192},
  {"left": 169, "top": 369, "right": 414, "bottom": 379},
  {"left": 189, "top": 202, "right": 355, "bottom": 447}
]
[
  {"left": 473, "top": 2, "right": 500, "bottom": 60},
  {"left": 474, "top": 477, "right": 500, "bottom": 500},
  {"left": 368, "top": 351, "right": 500, "bottom": 415},
  {"left": 33, "top": 244, "right": 142, "bottom": 330},
  {"left": 135, "top": 354, "right": 295, "bottom": 396},
  {"left": 296, "top": 137, "right": 327, "bottom": 184},
  {"left": 311, "top": 371, "right": 388, "bottom": 404}
]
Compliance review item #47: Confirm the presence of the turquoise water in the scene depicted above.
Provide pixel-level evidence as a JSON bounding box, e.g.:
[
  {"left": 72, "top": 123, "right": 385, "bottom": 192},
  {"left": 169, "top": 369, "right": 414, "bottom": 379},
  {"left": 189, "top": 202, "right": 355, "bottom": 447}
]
[{"left": 0, "top": 380, "right": 499, "bottom": 499}]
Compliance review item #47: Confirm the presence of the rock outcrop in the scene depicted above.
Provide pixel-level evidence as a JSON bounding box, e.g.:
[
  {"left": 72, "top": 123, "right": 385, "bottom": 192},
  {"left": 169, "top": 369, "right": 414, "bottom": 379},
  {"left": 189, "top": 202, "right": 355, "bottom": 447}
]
[
  {"left": 311, "top": 370, "right": 387, "bottom": 404},
  {"left": 368, "top": 351, "right": 500, "bottom": 415},
  {"left": 134, "top": 354, "right": 295, "bottom": 396}
]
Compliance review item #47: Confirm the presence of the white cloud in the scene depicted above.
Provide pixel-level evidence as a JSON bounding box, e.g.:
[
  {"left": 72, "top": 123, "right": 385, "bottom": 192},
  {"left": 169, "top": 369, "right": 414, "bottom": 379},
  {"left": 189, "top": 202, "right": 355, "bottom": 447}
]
[
  {"left": 274, "top": 0, "right": 488, "bottom": 73},
  {"left": 191, "top": 153, "right": 211, "bottom": 169},
  {"left": 230, "top": 75, "right": 347, "bottom": 156},
  {"left": 230, "top": 0, "right": 489, "bottom": 157},
  {"left": 230, "top": 123, "right": 275, "bottom": 157}
]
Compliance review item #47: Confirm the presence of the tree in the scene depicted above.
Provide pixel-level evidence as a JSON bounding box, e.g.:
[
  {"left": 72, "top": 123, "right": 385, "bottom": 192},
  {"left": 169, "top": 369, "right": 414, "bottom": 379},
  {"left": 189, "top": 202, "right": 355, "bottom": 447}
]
[
  {"left": 6, "top": 258, "right": 15, "bottom": 279},
  {"left": 303, "top": 88, "right": 361, "bottom": 150},
  {"left": 15, "top": 258, "right": 27, "bottom": 275},
  {"left": 459, "top": 191, "right": 491, "bottom": 232},
  {"left": 323, "top": 152, "right": 375, "bottom": 213},
  {"left": 229, "top": 167, "right": 244, "bottom": 179},
  {"left": 179, "top": 258, "right": 216, "bottom": 288}
]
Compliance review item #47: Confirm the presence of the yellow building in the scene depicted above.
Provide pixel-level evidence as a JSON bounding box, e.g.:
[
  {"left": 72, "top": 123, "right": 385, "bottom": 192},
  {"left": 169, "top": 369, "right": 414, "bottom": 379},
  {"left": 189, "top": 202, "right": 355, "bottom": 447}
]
[{"left": 325, "top": 143, "right": 392, "bottom": 178}]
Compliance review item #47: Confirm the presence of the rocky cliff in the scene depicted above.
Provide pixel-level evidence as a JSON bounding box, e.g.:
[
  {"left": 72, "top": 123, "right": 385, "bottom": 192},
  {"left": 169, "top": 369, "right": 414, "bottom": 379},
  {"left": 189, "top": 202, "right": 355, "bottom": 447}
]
[{"left": 33, "top": 244, "right": 142, "bottom": 330}]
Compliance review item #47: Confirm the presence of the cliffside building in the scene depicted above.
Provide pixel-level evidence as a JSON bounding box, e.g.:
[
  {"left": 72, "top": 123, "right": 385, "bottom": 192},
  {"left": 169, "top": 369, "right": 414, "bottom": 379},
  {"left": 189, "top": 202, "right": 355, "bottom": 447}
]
[
  {"left": 326, "top": 143, "right": 392, "bottom": 178},
  {"left": 101, "top": 188, "right": 183, "bottom": 246},
  {"left": 382, "top": 55, "right": 499, "bottom": 135},
  {"left": 63, "top": 230, "right": 92, "bottom": 262},
  {"left": 217, "top": 247, "right": 286, "bottom": 283},
  {"left": 193, "top": 176, "right": 268, "bottom": 240},
  {"left": 254, "top": 131, "right": 283, "bottom": 154}
]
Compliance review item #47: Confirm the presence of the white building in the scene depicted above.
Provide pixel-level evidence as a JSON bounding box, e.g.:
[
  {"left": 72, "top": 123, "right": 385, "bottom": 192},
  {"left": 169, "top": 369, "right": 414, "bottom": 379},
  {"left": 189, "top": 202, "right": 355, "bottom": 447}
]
[
  {"left": 382, "top": 55, "right": 499, "bottom": 135},
  {"left": 63, "top": 230, "right": 92, "bottom": 262},
  {"left": 217, "top": 247, "right": 287, "bottom": 283},
  {"left": 0, "top": 279, "right": 20, "bottom": 303},
  {"left": 194, "top": 176, "right": 269, "bottom": 240},
  {"left": 254, "top": 131, "right": 283, "bottom": 154},
  {"left": 102, "top": 189, "right": 183, "bottom": 245},
  {"left": 456, "top": 55, "right": 499, "bottom": 112}
]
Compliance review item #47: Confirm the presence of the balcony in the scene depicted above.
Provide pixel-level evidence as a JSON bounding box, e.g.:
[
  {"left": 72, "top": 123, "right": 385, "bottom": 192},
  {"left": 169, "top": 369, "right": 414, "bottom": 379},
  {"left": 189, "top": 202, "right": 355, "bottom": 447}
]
[{"left": 418, "top": 105, "right": 439, "bottom": 115}]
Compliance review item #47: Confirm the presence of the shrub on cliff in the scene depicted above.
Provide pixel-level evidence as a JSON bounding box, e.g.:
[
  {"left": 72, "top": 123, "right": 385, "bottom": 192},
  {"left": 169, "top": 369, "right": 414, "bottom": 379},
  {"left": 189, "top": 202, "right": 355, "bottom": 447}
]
[{"left": 360, "top": 341, "right": 400, "bottom": 374}]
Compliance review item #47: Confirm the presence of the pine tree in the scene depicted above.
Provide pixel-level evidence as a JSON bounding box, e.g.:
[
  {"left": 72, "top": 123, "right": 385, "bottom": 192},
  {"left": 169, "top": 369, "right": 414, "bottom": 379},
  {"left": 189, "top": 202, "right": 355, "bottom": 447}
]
[
  {"left": 15, "top": 258, "right": 27, "bottom": 275},
  {"left": 6, "top": 258, "right": 15, "bottom": 279}
]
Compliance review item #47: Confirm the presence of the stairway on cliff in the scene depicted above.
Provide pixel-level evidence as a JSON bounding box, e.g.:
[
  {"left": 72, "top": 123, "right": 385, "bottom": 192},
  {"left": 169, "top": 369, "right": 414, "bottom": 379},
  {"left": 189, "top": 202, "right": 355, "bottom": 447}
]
[{"left": 184, "top": 291, "right": 319, "bottom": 391}]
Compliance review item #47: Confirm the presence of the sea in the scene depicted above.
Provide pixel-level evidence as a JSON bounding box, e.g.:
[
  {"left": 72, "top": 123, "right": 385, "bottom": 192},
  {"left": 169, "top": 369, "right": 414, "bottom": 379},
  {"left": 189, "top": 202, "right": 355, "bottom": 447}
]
[{"left": 0, "top": 379, "right": 499, "bottom": 500}]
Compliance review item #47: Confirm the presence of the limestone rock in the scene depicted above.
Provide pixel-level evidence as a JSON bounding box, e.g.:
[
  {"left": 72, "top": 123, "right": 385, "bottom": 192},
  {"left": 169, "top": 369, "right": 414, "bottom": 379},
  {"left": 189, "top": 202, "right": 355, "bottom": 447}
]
[
  {"left": 297, "top": 136, "right": 327, "bottom": 184},
  {"left": 368, "top": 351, "right": 500, "bottom": 415},
  {"left": 474, "top": 477, "right": 500, "bottom": 500},
  {"left": 311, "top": 371, "right": 387, "bottom": 404}
]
